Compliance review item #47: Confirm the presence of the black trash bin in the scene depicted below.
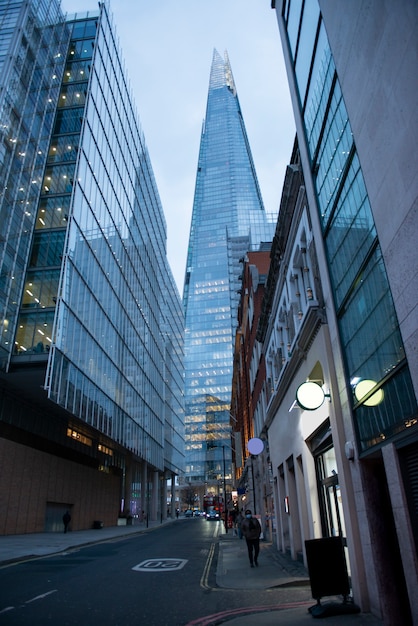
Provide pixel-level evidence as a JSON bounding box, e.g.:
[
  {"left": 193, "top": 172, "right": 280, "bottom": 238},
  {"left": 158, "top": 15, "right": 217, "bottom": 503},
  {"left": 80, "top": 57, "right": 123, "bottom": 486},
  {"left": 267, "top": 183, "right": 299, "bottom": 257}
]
[{"left": 93, "top": 520, "right": 104, "bottom": 529}]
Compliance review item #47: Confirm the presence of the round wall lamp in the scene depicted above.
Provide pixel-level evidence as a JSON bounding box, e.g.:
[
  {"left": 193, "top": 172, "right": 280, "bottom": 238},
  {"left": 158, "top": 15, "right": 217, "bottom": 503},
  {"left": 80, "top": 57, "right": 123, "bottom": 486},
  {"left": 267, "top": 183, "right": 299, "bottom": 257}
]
[
  {"left": 247, "top": 437, "right": 264, "bottom": 455},
  {"left": 354, "top": 379, "right": 384, "bottom": 407},
  {"left": 296, "top": 381, "right": 330, "bottom": 411}
]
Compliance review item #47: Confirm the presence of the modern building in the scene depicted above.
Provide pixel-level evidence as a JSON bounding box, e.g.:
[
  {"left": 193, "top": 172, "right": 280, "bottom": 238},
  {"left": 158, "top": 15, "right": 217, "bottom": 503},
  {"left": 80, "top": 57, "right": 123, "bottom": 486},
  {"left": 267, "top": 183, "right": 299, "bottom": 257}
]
[
  {"left": 182, "top": 49, "right": 275, "bottom": 505},
  {"left": 0, "top": 0, "right": 184, "bottom": 534},
  {"left": 264, "top": 1, "right": 418, "bottom": 622}
]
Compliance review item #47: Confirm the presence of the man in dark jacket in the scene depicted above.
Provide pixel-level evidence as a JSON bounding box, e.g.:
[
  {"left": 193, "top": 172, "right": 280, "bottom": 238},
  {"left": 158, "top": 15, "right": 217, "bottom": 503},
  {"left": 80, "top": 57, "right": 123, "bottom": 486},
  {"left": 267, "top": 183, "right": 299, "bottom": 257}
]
[
  {"left": 63, "top": 510, "right": 71, "bottom": 533},
  {"left": 240, "top": 509, "right": 261, "bottom": 567}
]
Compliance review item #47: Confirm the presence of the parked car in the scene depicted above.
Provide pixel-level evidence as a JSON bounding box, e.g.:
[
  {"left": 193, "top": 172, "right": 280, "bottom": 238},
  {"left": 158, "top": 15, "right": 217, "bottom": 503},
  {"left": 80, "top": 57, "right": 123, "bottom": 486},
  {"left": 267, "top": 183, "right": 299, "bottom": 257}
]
[
  {"left": 184, "top": 509, "right": 194, "bottom": 517},
  {"left": 206, "top": 510, "right": 220, "bottom": 521}
]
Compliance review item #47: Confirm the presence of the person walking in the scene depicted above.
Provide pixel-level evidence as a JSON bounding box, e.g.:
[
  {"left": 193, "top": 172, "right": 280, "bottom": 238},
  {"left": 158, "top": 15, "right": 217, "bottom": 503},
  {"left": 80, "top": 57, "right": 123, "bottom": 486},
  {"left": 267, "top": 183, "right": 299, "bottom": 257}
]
[
  {"left": 235, "top": 510, "right": 244, "bottom": 539},
  {"left": 240, "top": 509, "right": 261, "bottom": 567},
  {"left": 62, "top": 510, "right": 71, "bottom": 533}
]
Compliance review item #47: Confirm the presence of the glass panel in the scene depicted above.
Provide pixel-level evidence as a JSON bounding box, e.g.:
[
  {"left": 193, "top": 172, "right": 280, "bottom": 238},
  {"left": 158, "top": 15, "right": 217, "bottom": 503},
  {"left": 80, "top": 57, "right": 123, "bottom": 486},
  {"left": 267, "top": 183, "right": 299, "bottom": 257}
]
[
  {"left": 15, "top": 311, "right": 54, "bottom": 354},
  {"left": 356, "top": 366, "right": 417, "bottom": 452},
  {"left": 295, "top": 1, "right": 320, "bottom": 104},
  {"left": 286, "top": 0, "right": 303, "bottom": 57},
  {"left": 48, "top": 134, "right": 79, "bottom": 162},
  {"left": 315, "top": 82, "right": 352, "bottom": 227},
  {"left": 29, "top": 231, "right": 65, "bottom": 267},
  {"left": 22, "top": 270, "right": 60, "bottom": 309},
  {"left": 52, "top": 108, "right": 83, "bottom": 134},
  {"left": 68, "top": 38, "right": 95, "bottom": 60},
  {"left": 62, "top": 58, "right": 91, "bottom": 83},
  {"left": 328, "top": 156, "right": 377, "bottom": 306},
  {"left": 339, "top": 247, "right": 405, "bottom": 383},
  {"left": 36, "top": 196, "right": 71, "bottom": 229},
  {"left": 42, "top": 163, "right": 75, "bottom": 194}
]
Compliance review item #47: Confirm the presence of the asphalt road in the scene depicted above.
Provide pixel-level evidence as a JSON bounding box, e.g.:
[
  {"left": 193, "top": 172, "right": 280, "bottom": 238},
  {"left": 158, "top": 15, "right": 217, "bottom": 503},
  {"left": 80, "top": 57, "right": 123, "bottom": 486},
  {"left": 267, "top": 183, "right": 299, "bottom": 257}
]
[{"left": 0, "top": 518, "right": 311, "bottom": 625}]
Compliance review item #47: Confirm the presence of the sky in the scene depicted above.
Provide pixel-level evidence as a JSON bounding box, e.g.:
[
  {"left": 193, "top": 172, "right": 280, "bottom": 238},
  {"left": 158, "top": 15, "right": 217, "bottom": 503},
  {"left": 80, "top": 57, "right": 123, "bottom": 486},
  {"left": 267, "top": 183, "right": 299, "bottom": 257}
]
[{"left": 61, "top": 0, "right": 296, "bottom": 294}]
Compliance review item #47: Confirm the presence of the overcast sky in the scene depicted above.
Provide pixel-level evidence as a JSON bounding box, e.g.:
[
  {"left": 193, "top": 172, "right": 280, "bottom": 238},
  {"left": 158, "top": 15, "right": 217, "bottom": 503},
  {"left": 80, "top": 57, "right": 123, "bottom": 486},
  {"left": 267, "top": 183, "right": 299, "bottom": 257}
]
[{"left": 61, "top": 0, "right": 296, "bottom": 293}]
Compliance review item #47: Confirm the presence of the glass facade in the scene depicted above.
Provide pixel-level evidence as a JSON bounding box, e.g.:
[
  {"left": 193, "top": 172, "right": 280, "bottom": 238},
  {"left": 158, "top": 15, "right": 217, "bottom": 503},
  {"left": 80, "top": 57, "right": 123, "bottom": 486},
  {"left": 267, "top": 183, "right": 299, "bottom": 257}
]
[
  {"left": 0, "top": 0, "right": 68, "bottom": 369},
  {"left": 282, "top": 0, "right": 417, "bottom": 453},
  {"left": 183, "top": 50, "right": 275, "bottom": 486},
  {"left": 0, "top": 1, "right": 184, "bottom": 480}
]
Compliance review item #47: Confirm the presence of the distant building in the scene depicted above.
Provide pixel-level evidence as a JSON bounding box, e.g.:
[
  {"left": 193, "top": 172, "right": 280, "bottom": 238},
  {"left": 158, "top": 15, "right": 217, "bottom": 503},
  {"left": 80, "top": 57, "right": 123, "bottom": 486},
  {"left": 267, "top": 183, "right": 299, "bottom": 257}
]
[
  {"left": 231, "top": 247, "right": 271, "bottom": 518},
  {"left": 182, "top": 49, "right": 275, "bottom": 501},
  {"left": 0, "top": 0, "right": 184, "bottom": 534},
  {"left": 267, "top": 1, "right": 418, "bottom": 622}
]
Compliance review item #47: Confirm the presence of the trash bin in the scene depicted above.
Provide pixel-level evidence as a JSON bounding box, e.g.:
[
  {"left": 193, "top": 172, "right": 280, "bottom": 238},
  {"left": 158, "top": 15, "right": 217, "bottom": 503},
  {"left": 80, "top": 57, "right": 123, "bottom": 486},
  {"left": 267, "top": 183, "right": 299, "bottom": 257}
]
[{"left": 93, "top": 520, "right": 104, "bottom": 529}]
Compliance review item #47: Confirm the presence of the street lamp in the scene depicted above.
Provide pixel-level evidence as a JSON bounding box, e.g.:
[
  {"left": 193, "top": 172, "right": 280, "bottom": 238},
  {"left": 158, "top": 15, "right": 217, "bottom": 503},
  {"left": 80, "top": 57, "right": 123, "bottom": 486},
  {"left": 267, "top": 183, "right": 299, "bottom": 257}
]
[
  {"left": 208, "top": 442, "right": 229, "bottom": 533},
  {"left": 247, "top": 438, "right": 264, "bottom": 515},
  {"left": 295, "top": 381, "right": 331, "bottom": 410},
  {"left": 222, "top": 444, "right": 227, "bottom": 533}
]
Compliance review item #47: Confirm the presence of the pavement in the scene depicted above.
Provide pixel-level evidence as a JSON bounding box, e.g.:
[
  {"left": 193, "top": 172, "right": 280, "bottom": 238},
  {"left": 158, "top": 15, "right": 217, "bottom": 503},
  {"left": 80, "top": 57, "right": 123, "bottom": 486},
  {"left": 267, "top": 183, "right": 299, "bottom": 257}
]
[{"left": 0, "top": 519, "right": 383, "bottom": 625}]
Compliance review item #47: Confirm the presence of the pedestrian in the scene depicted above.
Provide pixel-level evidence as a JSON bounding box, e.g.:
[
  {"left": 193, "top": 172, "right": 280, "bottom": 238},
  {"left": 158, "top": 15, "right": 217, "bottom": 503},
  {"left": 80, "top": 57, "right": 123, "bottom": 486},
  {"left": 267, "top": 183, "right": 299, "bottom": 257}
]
[
  {"left": 235, "top": 509, "right": 244, "bottom": 539},
  {"left": 240, "top": 509, "right": 261, "bottom": 567},
  {"left": 63, "top": 510, "right": 71, "bottom": 533}
]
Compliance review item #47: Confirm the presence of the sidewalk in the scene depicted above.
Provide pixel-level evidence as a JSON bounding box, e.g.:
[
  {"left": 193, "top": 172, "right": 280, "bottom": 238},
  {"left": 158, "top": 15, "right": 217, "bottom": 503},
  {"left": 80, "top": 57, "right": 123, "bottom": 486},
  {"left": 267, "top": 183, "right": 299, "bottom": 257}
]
[
  {"left": 215, "top": 532, "right": 383, "bottom": 625},
  {"left": 0, "top": 521, "right": 383, "bottom": 625},
  {"left": 0, "top": 520, "right": 153, "bottom": 566}
]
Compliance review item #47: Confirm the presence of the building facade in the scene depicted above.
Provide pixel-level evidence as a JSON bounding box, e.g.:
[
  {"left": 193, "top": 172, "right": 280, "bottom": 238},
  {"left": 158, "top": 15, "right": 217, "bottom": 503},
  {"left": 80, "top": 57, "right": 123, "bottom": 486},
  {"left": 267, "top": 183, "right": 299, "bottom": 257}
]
[
  {"left": 0, "top": 0, "right": 184, "bottom": 534},
  {"left": 258, "top": 140, "right": 346, "bottom": 565},
  {"left": 231, "top": 247, "right": 271, "bottom": 519},
  {"left": 265, "top": 1, "right": 418, "bottom": 622},
  {"left": 182, "top": 49, "right": 275, "bottom": 504}
]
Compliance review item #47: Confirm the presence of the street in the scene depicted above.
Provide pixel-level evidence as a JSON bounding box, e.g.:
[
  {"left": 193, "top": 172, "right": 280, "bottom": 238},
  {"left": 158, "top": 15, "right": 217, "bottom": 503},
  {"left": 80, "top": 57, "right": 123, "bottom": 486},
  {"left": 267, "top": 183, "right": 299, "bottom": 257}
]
[{"left": 0, "top": 518, "right": 312, "bottom": 625}]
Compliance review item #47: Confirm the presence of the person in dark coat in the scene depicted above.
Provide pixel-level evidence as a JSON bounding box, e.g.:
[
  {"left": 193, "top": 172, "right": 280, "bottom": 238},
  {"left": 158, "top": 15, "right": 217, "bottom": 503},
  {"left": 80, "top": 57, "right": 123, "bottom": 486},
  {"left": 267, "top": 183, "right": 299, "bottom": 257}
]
[
  {"left": 63, "top": 510, "right": 71, "bottom": 533},
  {"left": 240, "top": 509, "right": 261, "bottom": 567},
  {"left": 235, "top": 510, "right": 244, "bottom": 539}
]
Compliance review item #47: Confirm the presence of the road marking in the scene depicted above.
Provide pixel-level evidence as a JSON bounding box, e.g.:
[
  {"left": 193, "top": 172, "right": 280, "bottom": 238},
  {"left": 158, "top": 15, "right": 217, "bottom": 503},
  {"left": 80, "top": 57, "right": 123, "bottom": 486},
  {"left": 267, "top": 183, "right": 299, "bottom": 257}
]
[
  {"left": 184, "top": 601, "right": 313, "bottom": 625},
  {"left": 200, "top": 542, "right": 216, "bottom": 590},
  {"left": 0, "top": 590, "right": 58, "bottom": 614},
  {"left": 25, "top": 590, "right": 57, "bottom": 604},
  {"left": 132, "top": 558, "right": 187, "bottom": 572}
]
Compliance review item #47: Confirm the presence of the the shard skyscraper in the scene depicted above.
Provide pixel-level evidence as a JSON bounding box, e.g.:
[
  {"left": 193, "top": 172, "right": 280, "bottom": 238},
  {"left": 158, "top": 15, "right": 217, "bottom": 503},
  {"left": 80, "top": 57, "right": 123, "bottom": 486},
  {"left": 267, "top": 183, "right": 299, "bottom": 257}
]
[{"left": 182, "top": 49, "right": 275, "bottom": 501}]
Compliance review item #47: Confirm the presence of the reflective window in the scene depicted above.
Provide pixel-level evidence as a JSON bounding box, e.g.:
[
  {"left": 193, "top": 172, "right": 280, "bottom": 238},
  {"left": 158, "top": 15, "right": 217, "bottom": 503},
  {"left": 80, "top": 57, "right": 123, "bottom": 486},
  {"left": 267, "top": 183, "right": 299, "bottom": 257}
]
[
  {"left": 22, "top": 270, "right": 60, "bottom": 309},
  {"left": 295, "top": 1, "right": 320, "bottom": 105},
  {"left": 286, "top": 0, "right": 303, "bottom": 57},
  {"left": 29, "top": 230, "right": 65, "bottom": 267},
  {"left": 15, "top": 311, "right": 55, "bottom": 354},
  {"left": 12, "top": 12, "right": 184, "bottom": 474},
  {"left": 286, "top": 0, "right": 417, "bottom": 452}
]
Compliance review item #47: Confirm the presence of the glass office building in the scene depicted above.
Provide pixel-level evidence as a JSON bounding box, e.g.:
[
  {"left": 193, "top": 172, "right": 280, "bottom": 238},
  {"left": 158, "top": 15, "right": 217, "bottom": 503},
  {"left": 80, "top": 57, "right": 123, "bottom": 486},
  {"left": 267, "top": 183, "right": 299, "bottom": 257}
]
[
  {"left": 274, "top": 1, "right": 418, "bottom": 620},
  {"left": 278, "top": 0, "right": 416, "bottom": 455},
  {"left": 0, "top": 0, "right": 184, "bottom": 534},
  {"left": 182, "top": 49, "right": 275, "bottom": 492}
]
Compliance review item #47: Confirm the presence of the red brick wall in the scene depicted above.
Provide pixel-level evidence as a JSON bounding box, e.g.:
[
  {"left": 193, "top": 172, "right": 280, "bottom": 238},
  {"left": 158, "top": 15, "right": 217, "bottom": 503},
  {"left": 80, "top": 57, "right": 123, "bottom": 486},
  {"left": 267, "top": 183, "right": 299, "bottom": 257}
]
[{"left": 0, "top": 438, "right": 121, "bottom": 535}]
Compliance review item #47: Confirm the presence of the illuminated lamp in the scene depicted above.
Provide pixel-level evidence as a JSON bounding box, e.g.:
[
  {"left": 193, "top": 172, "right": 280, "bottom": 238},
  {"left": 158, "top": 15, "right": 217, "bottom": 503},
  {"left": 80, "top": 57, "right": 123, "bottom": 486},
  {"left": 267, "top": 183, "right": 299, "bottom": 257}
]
[
  {"left": 296, "top": 381, "right": 330, "bottom": 411},
  {"left": 354, "top": 379, "right": 384, "bottom": 407},
  {"left": 247, "top": 437, "right": 264, "bottom": 455}
]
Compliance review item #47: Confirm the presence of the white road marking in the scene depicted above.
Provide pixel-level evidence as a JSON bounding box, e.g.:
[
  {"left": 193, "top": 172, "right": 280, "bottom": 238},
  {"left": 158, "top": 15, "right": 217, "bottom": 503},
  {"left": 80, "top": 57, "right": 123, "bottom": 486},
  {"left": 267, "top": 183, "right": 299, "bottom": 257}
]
[
  {"left": 25, "top": 590, "right": 58, "bottom": 604},
  {"left": 132, "top": 558, "right": 187, "bottom": 572},
  {"left": 0, "top": 589, "right": 57, "bottom": 614}
]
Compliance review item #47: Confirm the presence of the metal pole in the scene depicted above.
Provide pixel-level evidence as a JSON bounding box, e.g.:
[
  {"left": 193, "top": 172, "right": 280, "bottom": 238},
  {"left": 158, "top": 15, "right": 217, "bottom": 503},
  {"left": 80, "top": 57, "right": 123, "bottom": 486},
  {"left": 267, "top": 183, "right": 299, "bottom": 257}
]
[
  {"left": 223, "top": 445, "right": 228, "bottom": 533},
  {"left": 251, "top": 455, "right": 257, "bottom": 515}
]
